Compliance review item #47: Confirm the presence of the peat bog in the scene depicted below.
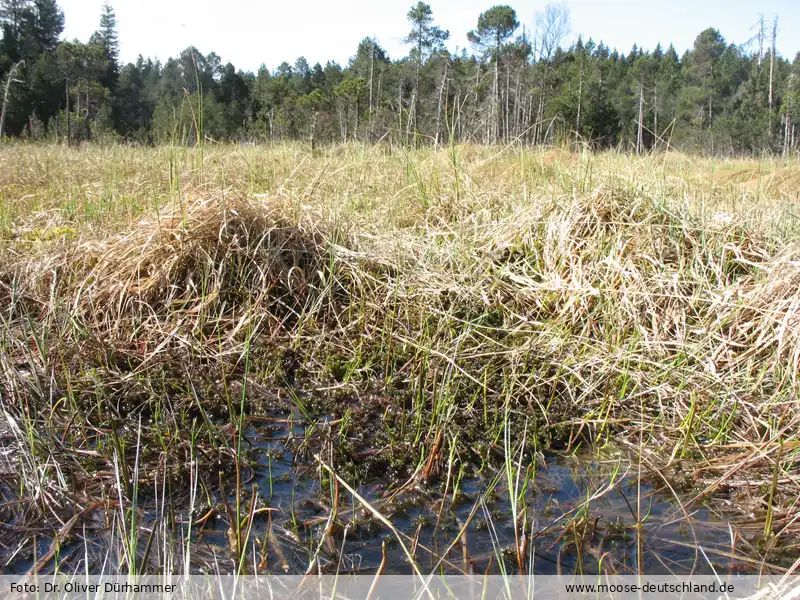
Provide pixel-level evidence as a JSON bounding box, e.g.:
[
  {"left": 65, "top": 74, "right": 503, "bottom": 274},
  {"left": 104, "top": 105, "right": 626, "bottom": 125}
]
[{"left": 1, "top": 143, "right": 799, "bottom": 577}]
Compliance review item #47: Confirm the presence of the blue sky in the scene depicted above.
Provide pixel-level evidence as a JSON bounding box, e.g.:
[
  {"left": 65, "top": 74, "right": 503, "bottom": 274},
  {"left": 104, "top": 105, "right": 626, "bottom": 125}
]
[{"left": 59, "top": 0, "right": 799, "bottom": 72}]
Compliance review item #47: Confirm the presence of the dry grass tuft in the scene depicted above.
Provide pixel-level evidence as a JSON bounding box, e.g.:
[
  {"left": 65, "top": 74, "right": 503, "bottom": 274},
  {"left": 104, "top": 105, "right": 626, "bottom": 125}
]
[
  {"left": 69, "top": 195, "right": 328, "bottom": 319},
  {"left": 10, "top": 196, "right": 326, "bottom": 332}
]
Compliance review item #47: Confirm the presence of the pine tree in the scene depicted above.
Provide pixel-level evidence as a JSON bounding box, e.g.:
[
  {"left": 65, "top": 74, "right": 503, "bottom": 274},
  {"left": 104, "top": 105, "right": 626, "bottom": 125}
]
[
  {"left": 468, "top": 5, "right": 519, "bottom": 142},
  {"left": 1, "top": 0, "right": 33, "bottom": 61},
  {"left": 0, "top": 0, "right": 63, "bottom": 136},
  {"left": 652, "top": 44, "right": 681, "bottom": 148},
  {"left": 782, "top": 53, "right": 800, "bottom": 155},
  {"left": 0, "top": 0, "right": 29, "bottom": 37},
  {"left": 679, "top": 28, "right": 727, "bottom": 152},
  {"left": 95, "top": 2, "right": 118, "bottom": 89},
  {"left": 404, "top": 2, "right": 448, "bottom": 142},
  {"left": 31, "top": 0, "right": 63, "bottom": 51}
]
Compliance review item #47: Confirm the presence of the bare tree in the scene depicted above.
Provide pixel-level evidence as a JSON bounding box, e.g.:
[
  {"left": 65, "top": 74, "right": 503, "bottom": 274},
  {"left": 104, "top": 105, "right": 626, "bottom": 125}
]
[
  {"left": 533, "top": 3, "right": 571, "bottom": 144},
  {"left": 535, "top": 3, "right": 571, "bottom": 63},
  {"left": 434, "top": 58, "right": 449, "bottom": 146},
  {"left": 638, "top": 83, "right": 650, "bottom": 154},
  {"left": 768, "top": 16, "right": 778, "bottom": 138},
  {"left": 0, "top": 60, "right": 24, "bottom": 141}
]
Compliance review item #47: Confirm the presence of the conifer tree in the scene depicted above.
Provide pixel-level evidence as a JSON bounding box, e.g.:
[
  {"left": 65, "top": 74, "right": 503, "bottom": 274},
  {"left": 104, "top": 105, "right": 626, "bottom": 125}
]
[
  {"left": 404, "top": 2, "right": 448, "bottom": 142},
  {"left": 468, "top": 5, "right": 518, "bottom": 142},
  {"left": 94, "top": 2, "right": 118, "bottom": 88}
]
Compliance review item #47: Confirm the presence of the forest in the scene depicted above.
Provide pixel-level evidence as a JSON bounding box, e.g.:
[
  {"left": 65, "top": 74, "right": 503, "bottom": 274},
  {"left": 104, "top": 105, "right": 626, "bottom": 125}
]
[
  {"left": 3, "top": 0, "right": 800, "bottom": 581},
  {"left": 0, "top": 0, "right": 798, "bottom": 155}
]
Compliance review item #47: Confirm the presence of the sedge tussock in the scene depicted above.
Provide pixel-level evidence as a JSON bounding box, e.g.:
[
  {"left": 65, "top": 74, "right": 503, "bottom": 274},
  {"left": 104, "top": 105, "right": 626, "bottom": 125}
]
[{"left": 70, "top": 195, "right": 328, "bottom": 317}]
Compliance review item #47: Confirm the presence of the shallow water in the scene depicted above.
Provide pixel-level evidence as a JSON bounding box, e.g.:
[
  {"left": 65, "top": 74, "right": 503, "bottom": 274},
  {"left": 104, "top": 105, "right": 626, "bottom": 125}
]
[
  {"left": 185, "top": 418, "right": 774, "bottom": 576},
  {"left": 0, "top": 410, "right": 785, "bottom": 576}
]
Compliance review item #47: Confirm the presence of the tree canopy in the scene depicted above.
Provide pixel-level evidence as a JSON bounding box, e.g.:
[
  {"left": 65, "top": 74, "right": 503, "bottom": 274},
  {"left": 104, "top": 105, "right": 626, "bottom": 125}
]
[{"left": 0, "top": 0, "right": 798, "bottom": 155}]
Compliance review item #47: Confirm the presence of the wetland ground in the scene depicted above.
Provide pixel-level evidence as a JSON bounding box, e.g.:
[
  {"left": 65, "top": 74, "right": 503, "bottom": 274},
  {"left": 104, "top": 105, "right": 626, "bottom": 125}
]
[{"left": 0, "top": 142, "right": 799, "bottom": 577}]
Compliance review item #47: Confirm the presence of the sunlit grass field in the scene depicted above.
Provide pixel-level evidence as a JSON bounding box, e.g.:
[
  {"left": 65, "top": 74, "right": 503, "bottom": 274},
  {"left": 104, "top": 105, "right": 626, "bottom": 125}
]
[{"left": 1, "top": 142, "right": 799, "bottom": 576}]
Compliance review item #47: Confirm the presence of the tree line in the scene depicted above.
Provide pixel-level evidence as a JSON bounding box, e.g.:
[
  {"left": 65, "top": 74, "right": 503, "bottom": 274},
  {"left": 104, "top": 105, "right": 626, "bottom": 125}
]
[{"left": 1, "top": 0, "right": 799, "bottom": 155}]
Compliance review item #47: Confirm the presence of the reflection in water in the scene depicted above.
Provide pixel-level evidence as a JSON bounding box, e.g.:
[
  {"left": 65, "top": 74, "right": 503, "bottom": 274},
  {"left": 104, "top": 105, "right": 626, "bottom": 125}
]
[
  {"left": 0, "top": 414, "right": 782, "bottom": 576},
  {"left": 231, "top": 419, "right": 769, "bottom": 576}
]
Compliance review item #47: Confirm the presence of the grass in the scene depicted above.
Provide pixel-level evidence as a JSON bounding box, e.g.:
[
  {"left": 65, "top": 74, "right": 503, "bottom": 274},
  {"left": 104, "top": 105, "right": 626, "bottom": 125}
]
[{"left": 0, "top": 141, "right": 799, "bottom": 576}]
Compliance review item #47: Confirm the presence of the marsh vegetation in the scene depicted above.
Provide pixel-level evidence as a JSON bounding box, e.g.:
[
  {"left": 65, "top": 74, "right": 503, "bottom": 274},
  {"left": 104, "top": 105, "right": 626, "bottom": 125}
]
[{"left": 0, "top": 143, "right": 799, "bottom": 576}]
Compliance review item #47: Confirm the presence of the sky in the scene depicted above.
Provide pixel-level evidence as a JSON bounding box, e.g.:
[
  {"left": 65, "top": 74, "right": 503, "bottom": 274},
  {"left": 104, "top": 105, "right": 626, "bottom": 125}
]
[{"left": 58, "top": 0, "right": 799, "bottom": 73}]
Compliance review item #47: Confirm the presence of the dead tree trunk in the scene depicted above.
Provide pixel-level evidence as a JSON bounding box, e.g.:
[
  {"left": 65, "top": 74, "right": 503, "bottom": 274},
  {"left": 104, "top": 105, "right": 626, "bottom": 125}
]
[
  {"left": 492, "top": 40, "right": 500, "bottom": 143},
  {"left": 504, "top": 67, "right": 510, "bottom": 141},
  {"left": 575, "top": 67, "right": 583, "bottom": 141},
  {"left": 636, "top": 83, "right": 644, "bottom": 154},
  {"left": 653, "top": 89, "right": 658, "bottom": 150},
  {"left": 768, "top": 17, "right": 777, "bottom": 145},
  {"left": 783, "top": 113, "right": 790, "bottom": 157},
  {"left": 435, "top": 59, "right": 449, "bottom": 146},
  {"left": 368, "top": 38, "right": 374, "bottom": 141},
  {"left": 0, "top": 60, "right": 24, "bottom": 140},
  {"left": 513, "top": 70, "right": 521, "bottom": 138},
  {"left": 66, "top": 77, "right": 71, "bottom": 146},
  {"left": 397, "top": 82, "right": 404, "bottom": 145}
]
